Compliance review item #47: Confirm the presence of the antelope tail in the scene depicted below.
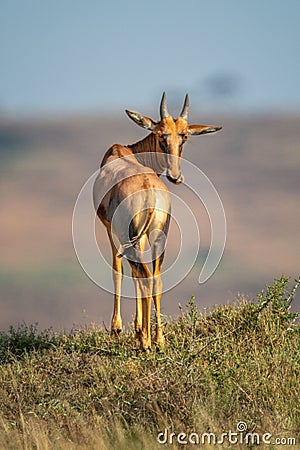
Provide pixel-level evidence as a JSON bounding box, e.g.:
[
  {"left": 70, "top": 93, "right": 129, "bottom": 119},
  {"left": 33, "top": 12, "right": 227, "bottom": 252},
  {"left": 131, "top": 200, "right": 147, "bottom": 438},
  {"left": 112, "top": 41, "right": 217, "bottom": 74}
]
[{"left": 117, "top": 207, "right": 155, "bottom": 258}]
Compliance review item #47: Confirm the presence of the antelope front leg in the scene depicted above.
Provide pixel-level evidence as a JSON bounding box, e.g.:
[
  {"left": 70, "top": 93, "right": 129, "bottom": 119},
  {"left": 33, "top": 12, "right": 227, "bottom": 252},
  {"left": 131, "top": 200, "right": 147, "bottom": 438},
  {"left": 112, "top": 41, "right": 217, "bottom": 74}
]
[
  {"left": 111, "top": 265, "right": 123, "bottom": 333},
  {"left": 108, "top": 230, "right": 123, "bottom": 334},
  {"left": 132, "top": 269, "right": 143, "bottom": 338},
  {"left": 135, "top": 297, "right": 142, "bottom": 338},
  {"left": 133, "top": 263, "right": 153, "bottom": 351},
  {"left": 141, "top": 296, "right": 152, "bottom": 351},
  {"left": 111, "top": 293, "right": 122, "bottom": 334},
  {"left": 134, "top": 277, "right": 152, "bottom": 351},
  {"left": 140, "top": 270, "right": 154, "bottom": 351},
  {"left": 134, "top": 234, "right": 146, "bottom": 338},
  {"left": 152, "top": 253, "right": 165, "bottom": 348},
  {"left": 153, "top": 275, "right": 164, "bottom": 348}
]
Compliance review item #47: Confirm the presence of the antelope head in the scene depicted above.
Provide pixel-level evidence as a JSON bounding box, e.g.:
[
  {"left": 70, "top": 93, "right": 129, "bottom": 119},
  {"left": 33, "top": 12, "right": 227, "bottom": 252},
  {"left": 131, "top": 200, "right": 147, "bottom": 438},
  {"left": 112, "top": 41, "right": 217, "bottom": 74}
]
[{"left": 125, "top": 92, "right": 222, "bottom": 184}]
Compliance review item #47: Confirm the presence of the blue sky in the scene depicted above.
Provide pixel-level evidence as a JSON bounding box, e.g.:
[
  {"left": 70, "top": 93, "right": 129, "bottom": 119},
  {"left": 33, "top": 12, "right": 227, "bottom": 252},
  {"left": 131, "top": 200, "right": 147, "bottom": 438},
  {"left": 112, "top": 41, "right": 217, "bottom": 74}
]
[{"left": 1, "top": 0, "right": 300, "bottom": 115}]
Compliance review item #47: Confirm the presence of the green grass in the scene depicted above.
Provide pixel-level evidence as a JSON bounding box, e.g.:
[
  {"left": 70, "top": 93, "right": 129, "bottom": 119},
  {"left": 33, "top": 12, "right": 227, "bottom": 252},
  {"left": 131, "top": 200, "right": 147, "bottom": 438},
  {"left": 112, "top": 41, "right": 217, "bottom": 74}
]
[{"left": 0, "top": 276, "right": 299, "bottom": 449}]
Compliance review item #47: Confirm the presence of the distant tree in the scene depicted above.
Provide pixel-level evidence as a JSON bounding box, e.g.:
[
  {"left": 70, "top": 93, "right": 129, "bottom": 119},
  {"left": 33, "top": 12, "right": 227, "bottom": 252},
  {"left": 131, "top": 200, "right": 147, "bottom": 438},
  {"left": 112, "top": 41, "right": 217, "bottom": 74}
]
[{"left": 204, "top": 73, "right": 241, "bottom": 101}]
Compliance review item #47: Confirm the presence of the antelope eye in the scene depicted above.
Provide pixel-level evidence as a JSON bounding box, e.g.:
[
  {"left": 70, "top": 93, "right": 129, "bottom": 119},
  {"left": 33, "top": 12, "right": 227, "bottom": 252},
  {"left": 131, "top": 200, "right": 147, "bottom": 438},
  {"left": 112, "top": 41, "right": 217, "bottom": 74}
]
[
  {"left": 179, "top": 133, "right": 187, "bottom": 139},
  {"left": 162, "top": 133, "right": 170, "bottom": 140}
]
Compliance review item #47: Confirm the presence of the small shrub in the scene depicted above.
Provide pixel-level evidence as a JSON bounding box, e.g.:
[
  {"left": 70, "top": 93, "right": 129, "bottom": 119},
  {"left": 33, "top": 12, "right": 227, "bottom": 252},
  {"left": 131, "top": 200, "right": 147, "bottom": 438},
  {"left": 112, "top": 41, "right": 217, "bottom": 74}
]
[{"left": 0, "top": 323, "right": 56, "bottom": 363}]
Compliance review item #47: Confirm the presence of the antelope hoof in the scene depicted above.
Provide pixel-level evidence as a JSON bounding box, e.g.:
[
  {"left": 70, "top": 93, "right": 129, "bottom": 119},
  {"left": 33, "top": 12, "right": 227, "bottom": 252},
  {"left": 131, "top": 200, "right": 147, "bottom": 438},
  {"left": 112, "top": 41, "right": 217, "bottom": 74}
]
[
  {"left": 154, "top": 332, "right": 165, "bottom": 351},
  {"left": 135, "top": 325, "right": 142, "bottom": 340},
  {"left": 111, "top": 318, "right": 123, "bottom": 335},
  {"left": 155, "top": 340, "right": 165, "bottom": 352},
  {"left": 111, "top": 327, "right": 122, "bottom": 335},
  {"left": 135, "top": 330, "right": 142, "bottom": 340},
  {"left": 142, "top": 346, "right": 151, "bottom": 353},
  {"left": 140, "top": 338, "right": 152, "bottom": 353}
]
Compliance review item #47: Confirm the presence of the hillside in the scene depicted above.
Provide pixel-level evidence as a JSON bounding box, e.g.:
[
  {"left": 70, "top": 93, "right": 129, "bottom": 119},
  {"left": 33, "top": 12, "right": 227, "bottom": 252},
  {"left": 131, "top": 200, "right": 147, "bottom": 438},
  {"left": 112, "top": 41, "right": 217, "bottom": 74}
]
[{"left": 0, "top": 277, "right": 299, "bottom": 449}]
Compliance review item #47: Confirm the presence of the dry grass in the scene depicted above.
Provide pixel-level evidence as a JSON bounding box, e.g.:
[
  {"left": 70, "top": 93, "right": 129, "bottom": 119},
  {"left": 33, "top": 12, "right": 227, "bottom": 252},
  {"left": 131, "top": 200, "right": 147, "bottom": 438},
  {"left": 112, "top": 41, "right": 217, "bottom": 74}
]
[{"left": 0, "top": 276, "right": 299, "bottom": 449}]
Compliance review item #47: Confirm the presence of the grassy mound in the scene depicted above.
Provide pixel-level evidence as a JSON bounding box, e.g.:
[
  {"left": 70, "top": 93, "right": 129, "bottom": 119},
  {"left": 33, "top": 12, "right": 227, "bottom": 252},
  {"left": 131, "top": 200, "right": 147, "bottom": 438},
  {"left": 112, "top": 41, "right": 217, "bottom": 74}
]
[{"left": 0, "top": 276, "right": 299, "bottom": 449}]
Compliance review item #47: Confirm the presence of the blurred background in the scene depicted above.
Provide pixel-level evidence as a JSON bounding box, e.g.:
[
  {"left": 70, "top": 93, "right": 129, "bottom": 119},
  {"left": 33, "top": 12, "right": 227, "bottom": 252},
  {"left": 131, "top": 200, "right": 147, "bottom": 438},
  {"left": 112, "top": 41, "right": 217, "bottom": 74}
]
[{"left": 1, "top": 0, "right": 299, "bottom": 331}]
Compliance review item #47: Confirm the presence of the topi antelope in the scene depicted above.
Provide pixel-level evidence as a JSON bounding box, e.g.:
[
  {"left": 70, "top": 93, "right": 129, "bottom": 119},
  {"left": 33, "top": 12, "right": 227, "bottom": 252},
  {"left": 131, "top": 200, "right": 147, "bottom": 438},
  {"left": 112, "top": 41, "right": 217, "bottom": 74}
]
[{"left": 94, "top": 92, "right": 222, "bottom": 351}]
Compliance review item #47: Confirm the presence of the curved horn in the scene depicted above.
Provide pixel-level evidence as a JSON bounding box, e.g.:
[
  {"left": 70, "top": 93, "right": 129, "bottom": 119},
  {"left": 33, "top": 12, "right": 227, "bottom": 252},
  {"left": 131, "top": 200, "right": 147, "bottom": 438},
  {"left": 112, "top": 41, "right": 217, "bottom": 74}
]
[
  {"left": 180, "top": 93, "right": 190, "bottom": 121},
  {"left": 160, "top": 92, "right": 169, "bottom": 119}
]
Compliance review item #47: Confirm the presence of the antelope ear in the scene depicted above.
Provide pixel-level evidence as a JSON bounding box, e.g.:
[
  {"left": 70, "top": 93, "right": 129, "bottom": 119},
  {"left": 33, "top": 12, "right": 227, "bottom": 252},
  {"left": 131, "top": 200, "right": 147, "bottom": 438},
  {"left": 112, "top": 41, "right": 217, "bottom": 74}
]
[
  {"left": 125, "top": 110, "right": 157, "bottom": 130},
  {"left": 188, "top": 124, "right": 222, "bottom": 135}
]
